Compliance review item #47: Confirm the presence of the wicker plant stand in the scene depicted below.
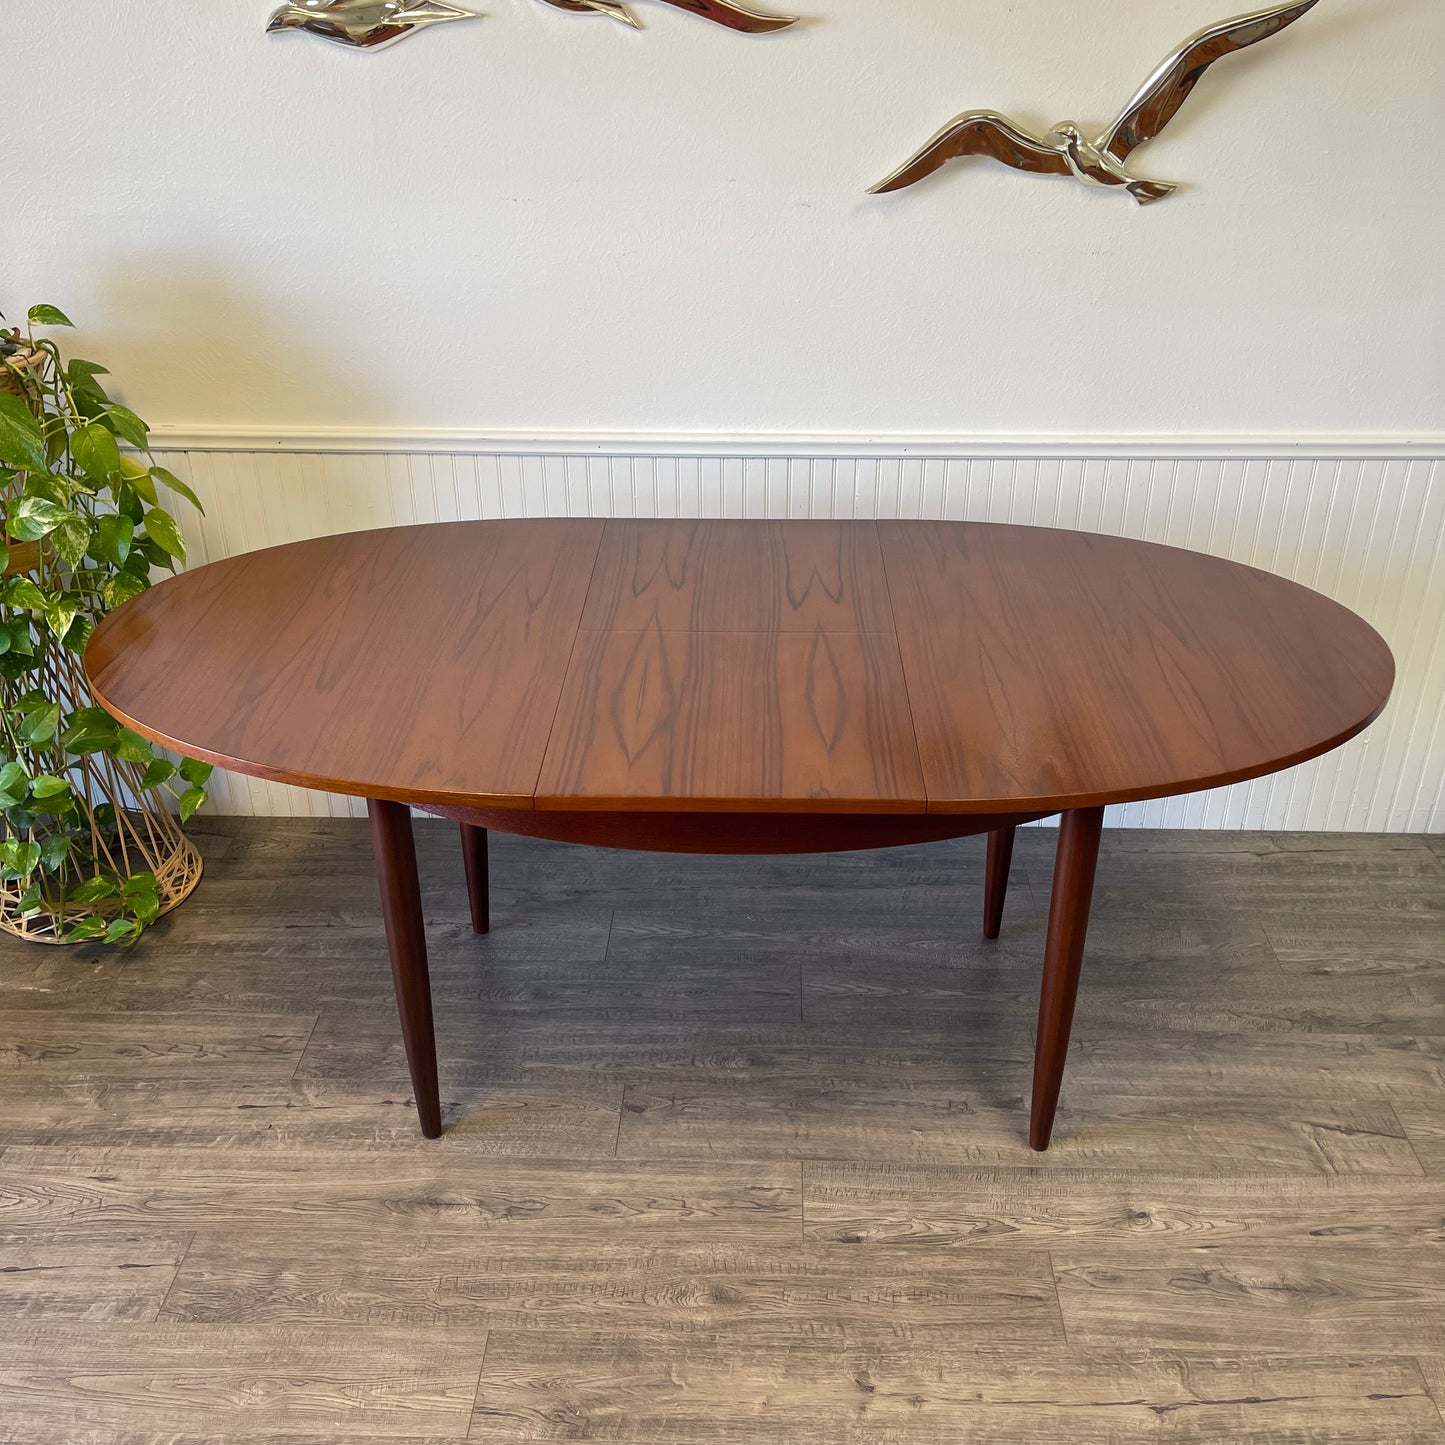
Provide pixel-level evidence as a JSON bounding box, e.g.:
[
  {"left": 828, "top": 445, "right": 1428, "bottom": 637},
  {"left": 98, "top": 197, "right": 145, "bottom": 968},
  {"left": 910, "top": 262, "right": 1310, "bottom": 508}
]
[{"left": 1, "top": 348, "right": 202, "bottom": 944}]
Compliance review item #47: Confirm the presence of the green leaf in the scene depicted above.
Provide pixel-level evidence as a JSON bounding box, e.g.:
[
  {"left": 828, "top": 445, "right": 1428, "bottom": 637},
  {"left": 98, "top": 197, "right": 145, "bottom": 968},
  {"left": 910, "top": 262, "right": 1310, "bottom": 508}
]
[
  {"left": 19, "top": 701, "right": 62, "bottom": 745},
  {"left": 101, "top": 571, "right": 148, "bottom": 610},
  {"left": 17, "top": 883, "right": 44, "bottom": 917},
  {"left": 135, "top": 538, "right": 171, "bottom": 571},
  {"left": 140, "top": 757, "right": 177, "bottom": 790},
  {"left": 64, "top": 916, "right": 109, "bottom": 943},
  {"left": 50, "top": 516, "right": 90, "bottom": 570},
  {"left": 95, "top": 514, "right": 133, "bottom": 567},
  {"left": 27, "top": 304, "right": 73, "bottom": 327},
  {"left": 6, "top": 618, "right": 35, "bottom": 656},
  {"left": 126, "top": 467, "right": 159, "bottom": 506},
  {"left": 23, "top": 470, "right": 68, "bottom": 506},
  {"left": 142, "top": 507, "right": 186, "bottom": 564},
  {"left": 105, "top": 405, "right": 149, "bottom": 450},
  {"left": 0, "top": 762, "right": 30, "bottom": 808},
  {"left": 61, "top": 614, "right": 94, "bottom": 656},
  {"left": 105, "top": 918, "right": 139, "bottom": 944},
  {"left": 128, "top": 889, "right": 161, "bottom": 928},
  {"left": 61, "top": 706, "right": 120, "bottom": 756},
  {"left": 150, "top": 466, "right": 204, "bottom": 515},
  {"left": 70, "top": 875, "right": 119, "bottom": 905},
  {"left": 71, "top": 421, "right": 121, "bottom": 481},
  {"left": 2, "top": 576, "right": 47, "bottom": 611},
  {"left": 66, "top": 359, "right": 109, "bottom": 385},
  {"left": 29, "top": 774, "right": 71, "bottom": 800},
  {"left": 115, "top": 728, "right": 154, "bottom": 765},
  {"left": 178, "top": 785, "right": 206, "bottom": 822},
  {"left": 178, "top": 756, "right": 213, "bottom": 787},
  {"left": 43, "top": 596, "right": 79, "bottom": 643},
  {"left": 73, "top": 389, "right": 107, "bottom": 421},
  {"left": 7, "top": 495, "right": 68, "bottom": 542},
  {"left": 6, "top": 841, "right": 41, "bottom": 880},
  {"left": 40, "top": 831, "right": 72, "bottom": 869},
  {"left": 0, "top": 395, "right": 46, "bottom": 472}
]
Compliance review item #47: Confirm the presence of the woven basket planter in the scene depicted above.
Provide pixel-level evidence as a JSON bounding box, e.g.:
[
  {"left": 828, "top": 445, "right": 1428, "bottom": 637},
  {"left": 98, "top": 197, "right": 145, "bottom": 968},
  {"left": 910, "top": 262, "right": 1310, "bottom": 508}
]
[{"left": 1, "top": 345, "right": 203, "bottom": 944}]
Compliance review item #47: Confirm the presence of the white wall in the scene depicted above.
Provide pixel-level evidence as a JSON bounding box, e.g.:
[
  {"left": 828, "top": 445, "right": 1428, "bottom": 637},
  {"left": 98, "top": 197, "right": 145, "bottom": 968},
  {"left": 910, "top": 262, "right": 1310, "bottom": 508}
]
[
  {"left": 7, "top": 1, "right": 1445, "bottom": 829},
  {"left": 6, "top": 0, "right": 1443, "bottom": 443}
]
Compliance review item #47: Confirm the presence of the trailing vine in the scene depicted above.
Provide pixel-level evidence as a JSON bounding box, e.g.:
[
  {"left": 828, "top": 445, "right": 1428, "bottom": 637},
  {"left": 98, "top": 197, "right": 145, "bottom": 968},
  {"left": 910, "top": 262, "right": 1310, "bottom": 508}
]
[{"left": 0, "top": 305, "right": 209, "bottom": 943}]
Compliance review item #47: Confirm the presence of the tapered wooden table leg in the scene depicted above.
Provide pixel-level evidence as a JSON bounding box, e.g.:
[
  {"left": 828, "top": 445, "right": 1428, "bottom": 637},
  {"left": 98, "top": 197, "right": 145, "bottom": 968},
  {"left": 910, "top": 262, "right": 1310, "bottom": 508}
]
[
  {"left": 460, "top": 823, "right": 490, "bottom": 935},
  {"left": 368, "top": 799, "right": 443, "bottom": 1139},
  {"left": 983, "top": 825, "right": 1016, "bottom": 940},
  {"left": 1030, "top": 806, "right": 1105, "bottom": 1152}
]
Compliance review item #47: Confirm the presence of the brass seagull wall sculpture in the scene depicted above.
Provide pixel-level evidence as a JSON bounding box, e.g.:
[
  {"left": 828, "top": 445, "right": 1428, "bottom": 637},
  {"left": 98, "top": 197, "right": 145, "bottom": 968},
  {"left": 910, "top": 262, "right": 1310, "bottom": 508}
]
[
  {"left": 535, "top": 0, "right": 798, "bottom": 33},
  {"left": 266, "top": 0, "right": 476, "bottom": 49},
  {"left": 871, "top": 0, "right": 1320, "bottom": 206}
]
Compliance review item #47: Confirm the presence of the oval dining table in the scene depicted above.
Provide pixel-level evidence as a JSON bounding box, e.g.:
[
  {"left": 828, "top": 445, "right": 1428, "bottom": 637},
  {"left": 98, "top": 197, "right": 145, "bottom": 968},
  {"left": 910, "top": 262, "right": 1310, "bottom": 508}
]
[{"left": 84, "top": 519, "right": 1394, "bottom": 1149}]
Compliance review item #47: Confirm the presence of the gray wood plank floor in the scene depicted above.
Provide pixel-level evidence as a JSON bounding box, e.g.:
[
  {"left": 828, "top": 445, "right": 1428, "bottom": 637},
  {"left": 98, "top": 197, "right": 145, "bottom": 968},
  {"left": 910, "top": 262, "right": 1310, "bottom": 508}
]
[{"left": 1, "top": 818, "right": 1443, "bottom": 1443}]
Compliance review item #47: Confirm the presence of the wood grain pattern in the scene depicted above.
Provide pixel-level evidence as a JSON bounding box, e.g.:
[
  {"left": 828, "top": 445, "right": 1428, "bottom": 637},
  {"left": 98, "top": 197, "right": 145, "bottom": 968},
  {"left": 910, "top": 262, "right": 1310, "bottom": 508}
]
[
  {"left": 158, "top": 1236, "right": 1064, "bottom": 1339},
  {"left": 468, "top": 1334, "right": 1441, "bottom": 1444},
  {"left": 86, "top": 521, "right": 605, "bottom": 809},
  {"left": 0, "top": 1323, "right": 488, "bottom": 1437},
  {"left": 0, "top": 1149, "right": 800, "bottom": 1245},
  {"left": 805, "top": 1164, "right": 1445, "bottom": 1249},
  {"left": 85, "top": 519, "right": 1393, "bottom": 815},
  {"left": 879, "top": 522, "right": 1395, "bottom": 814},
  {"left": 0, "top": 822, "right": 1444, "bottom": 1442},
  {"left": 0, "top": 1231, "right": 191, "bottom": 1322},
  {"left": 580, "top": 520, "right": 894, "bottom": 633},
  {"left": 536, "top": 627, "right": 925, "bottom": 811},
  {"left": 1053, "top": 1247, "right": 1445, "bottom": 1351}
]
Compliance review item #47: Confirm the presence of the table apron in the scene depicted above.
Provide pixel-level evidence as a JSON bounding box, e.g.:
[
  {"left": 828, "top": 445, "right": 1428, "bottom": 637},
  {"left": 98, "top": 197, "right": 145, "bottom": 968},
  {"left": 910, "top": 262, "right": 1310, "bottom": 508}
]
[{"left": 415, "top": 805, "right": 1054, "bottom": 856}]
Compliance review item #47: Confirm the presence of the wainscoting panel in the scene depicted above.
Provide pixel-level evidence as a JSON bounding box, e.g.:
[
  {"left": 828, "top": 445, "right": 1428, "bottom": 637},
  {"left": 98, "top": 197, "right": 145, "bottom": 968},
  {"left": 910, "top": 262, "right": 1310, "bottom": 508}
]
[{"left": 149, "top": 449, "right": 1445, "bottom": 833}]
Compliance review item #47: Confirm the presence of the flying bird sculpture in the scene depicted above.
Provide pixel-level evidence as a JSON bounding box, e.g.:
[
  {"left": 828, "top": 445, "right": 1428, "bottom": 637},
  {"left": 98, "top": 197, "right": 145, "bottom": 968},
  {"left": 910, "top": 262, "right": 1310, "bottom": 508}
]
[
  {"left": 266, "top": 0, "right": 476, "bottom": 49},
  {"left": 871, "top": 0, "right": 1320, "bottom": 206},
  {"left": 535, "top": 0, "right": 798, "bottom": 33}
]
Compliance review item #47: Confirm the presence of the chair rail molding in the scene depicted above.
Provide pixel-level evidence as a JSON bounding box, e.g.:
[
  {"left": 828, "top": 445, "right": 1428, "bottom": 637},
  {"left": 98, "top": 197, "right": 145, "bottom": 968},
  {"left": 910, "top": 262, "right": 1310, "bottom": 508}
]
[
  {"left": 151, "top": 426, "right": 1445, "bottom": 462},
  {"left": 148, "top": 436, "right": 1445, "bottom": 834}
]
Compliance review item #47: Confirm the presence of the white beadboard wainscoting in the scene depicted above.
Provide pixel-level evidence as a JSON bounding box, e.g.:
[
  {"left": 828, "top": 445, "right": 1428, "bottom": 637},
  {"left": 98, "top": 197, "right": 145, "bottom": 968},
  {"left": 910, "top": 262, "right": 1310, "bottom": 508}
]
[{"left": 148, "top": 443, "right": 1445, "bottom": 833}]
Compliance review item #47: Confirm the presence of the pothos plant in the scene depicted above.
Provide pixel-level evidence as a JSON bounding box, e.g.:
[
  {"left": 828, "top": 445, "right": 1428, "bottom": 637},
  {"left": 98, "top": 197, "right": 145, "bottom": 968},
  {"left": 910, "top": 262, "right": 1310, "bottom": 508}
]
[{"left": 0, "top": 304, "right": 211, "bottom": 943}]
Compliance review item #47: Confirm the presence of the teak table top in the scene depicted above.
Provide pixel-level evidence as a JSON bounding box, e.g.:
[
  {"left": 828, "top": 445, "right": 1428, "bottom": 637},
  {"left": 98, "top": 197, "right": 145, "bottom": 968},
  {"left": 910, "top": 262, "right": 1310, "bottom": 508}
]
[{"left": 85, "top": 519, "right": 1394, "bottom": 817}]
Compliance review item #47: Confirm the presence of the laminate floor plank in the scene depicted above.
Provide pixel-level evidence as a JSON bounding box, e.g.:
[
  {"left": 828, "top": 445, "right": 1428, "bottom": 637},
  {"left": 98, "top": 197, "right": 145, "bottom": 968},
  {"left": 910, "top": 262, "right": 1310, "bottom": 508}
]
[
  {"left": 0, "top": 1075, "right": 620, "bottom": 1156},
  {"left": 109, "top": 946, "right": 801, "bottom": 1025},
  {"left": 1418, "top": 1357, "right": 1445, "bottom": 1430},
  {"left": 0, "top": 950, "right": 123, "bottom": 1012},
  {"left": 0, "top": 1323, "right": 487, "bottom": 1438},
  {"left": 159, "top": 1234, "right": 1063, "bottom": 1338},
  {"left": 805, "top": 1163, "right": 1445, "bottom": 1249},
  {"left": 618, "top": 1081, "right": 1421, "bottom": 1172},
  {"left": 1, "top": 824, "right": 1443, "bottom": 1444},
  {"left": 0, "top": 1012, "right": 315, "bottom": 1082},
  {"left": 0, "top": 1229, "right": 191, "bottom": 1322},
  {"left": 1053, "top": 1246, "right": 1445, "bottom": 1351},
  {"left": 0, "top": 1148, "right": 799, "bottom": 1245},
  {"left": 1264, "top": 912, "right": 1445, "bottom": 977},
  {"left": 466, "top": 1333, "right": 1444, "bottom": 1443},
  {"left": 607, "top": 894, "right": 1045, "bottom": 963},
  {"left": 1028, "top": 837, "right": 1441, "bottom": 924},
  {"left": 1060, "top": 1028, "right": 1445, "bottom": 1104},
  {"left": 806, "top": 947, "right": 1445, "bottom": 1034},
  {"left": 1394, "top": 1104, "right": 1445, "bottom": 1176}
]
